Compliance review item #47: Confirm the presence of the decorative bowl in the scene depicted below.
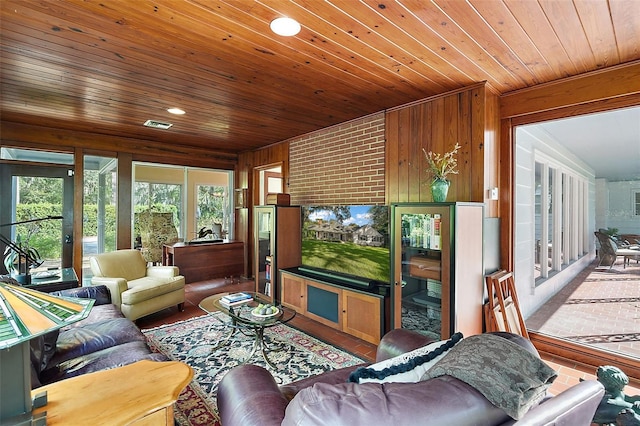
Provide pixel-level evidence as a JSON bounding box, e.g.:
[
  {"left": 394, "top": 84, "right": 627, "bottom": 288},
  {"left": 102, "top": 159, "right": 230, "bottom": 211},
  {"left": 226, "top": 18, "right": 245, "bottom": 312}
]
[{"left": 251, "top": 306, "right": 280, "bottom": 319}]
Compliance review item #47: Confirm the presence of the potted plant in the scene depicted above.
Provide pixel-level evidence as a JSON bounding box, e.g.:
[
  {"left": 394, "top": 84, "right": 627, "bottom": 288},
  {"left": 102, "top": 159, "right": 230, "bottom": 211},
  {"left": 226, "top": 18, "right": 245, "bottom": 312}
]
[{"left": 422, "top": 143, "right": 460, "bottom": 202}]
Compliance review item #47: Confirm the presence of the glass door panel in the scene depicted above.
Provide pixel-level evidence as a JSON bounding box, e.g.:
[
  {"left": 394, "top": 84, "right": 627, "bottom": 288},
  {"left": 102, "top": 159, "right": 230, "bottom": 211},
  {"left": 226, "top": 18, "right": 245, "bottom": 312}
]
[
  {"left": 134, "top": 182, "right": 183, "bottom": 238},
  {"left": 255, "top": 207, "right": 274, "bottom": 299},
  {"left": 82, "top": 155, "right": 117, "bottom": 285},
  {"left": 399, "top": 211, "right": 442, "bottom": 340},
  {"left": 196, "top": 185, "right": 227, "bottom": 239},
  {"left": 0, "top": 164, "right": 73, "bottom": 276},
  {"left": 393, "top": 205, "right": 450, "bottom": 341}
]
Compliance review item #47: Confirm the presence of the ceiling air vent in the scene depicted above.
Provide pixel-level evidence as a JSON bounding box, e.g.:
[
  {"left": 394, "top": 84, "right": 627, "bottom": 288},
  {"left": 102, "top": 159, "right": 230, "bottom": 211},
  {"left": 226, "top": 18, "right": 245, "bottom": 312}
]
[{"left": 143, "top": 119, "right": 173, "bottom": 130}]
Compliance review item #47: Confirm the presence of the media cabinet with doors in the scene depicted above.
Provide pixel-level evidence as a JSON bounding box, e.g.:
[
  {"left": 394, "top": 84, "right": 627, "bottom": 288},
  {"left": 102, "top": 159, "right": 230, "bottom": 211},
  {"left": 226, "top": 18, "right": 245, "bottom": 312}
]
[{"left": 255, "top": 202, "right": 486, "bottom": 345}]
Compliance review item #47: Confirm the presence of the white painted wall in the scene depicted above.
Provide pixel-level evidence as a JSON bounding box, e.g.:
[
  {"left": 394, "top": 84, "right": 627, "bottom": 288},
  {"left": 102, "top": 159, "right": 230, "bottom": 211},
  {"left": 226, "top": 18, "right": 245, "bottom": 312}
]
[
  {"left": 515, "top": 125, "right": 596, "bottom": 318},
  {"left": 595, "top": 178, "right": 609, "bottom": 231},
  {"left": 596, "top": 179, "right": 640, "bottom": 234}
]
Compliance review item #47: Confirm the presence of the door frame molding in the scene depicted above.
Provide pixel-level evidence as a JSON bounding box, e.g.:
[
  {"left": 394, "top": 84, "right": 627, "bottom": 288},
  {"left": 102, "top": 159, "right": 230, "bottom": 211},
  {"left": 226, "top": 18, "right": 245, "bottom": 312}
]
[
  {"left": 0, "top": 161, "right": 74, "bottom": 271},
  {"left": 499, "top": 63, "right": 640, "bottom": 380}
]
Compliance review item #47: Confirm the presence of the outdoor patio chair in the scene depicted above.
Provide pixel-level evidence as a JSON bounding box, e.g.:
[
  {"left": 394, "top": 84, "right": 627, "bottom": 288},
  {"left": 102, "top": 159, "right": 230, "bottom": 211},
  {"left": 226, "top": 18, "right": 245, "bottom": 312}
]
[{"left": 594, "top": 231, "right": 640, "bottom": 269}]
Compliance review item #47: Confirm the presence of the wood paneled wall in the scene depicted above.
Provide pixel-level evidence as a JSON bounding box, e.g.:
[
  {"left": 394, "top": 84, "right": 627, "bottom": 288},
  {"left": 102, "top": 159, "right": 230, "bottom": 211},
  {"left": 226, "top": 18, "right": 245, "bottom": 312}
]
[
  {"left": 1, "top": 120, "right": 239, "bottom": 282},
  {"left": 236, "top": 83, "right": 503, "bottom": 278},
  {"left": 501, "top": 61, "right": 640, "bottom": 120},
  {"left": 0, "top": 121, "right": 238, "bottom": 170},
  {"left": 385, "top": 82, "right": 499, "bottom": 216},
  {"left": 236, "top": 142, "right": 290, "bottom": 278},
  {"left": 116, "top": 152, "right": 133, "bottom": 250}
]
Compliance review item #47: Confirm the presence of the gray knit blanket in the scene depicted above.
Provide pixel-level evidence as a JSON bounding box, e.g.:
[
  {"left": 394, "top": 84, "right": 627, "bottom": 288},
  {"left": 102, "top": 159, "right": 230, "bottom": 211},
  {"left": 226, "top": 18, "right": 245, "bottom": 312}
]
[{"left": 421, "top": 334, "right": 557, "bottom": 419}]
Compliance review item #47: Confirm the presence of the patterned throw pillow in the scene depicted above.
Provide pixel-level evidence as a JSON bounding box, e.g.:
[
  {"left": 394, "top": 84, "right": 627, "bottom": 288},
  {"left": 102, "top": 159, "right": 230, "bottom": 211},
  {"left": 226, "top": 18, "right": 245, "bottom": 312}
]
[{"left": 348, "top": 332, "right": 463, "bottom": 384}]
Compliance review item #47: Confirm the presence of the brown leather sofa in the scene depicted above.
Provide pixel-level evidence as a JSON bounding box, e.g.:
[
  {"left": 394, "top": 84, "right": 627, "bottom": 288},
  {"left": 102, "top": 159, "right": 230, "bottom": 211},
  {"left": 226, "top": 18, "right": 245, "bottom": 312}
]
[
  {"left": 29, "top": 285, "right": 167, "bottom": 388},
  {"left": 217, "top": 329, "right": 604, "bottom": 426}
]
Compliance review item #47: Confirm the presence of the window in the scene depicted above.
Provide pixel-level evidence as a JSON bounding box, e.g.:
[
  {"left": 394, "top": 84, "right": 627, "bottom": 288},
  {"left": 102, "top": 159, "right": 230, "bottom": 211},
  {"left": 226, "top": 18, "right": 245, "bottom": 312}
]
[
  {"left": 635, "top": 190, "right": 640, "bottom": 216},
  {"left": 196, "top": 185, "right": 229, "bottom": 237},
  {"left": 1, "top": 147, "right": 73, "bottom": 165},
  {"left": 134, "top": 182, "right": 183, "bottom": 238},
  {"left": 83, "top": 155, "right": 117, "bottom": 284},
  {"left": 534, "top": 154, "right": 588, "bottom": 283},
  {"left": 133, "top": 163, "right": 233, "bottom": 244}
]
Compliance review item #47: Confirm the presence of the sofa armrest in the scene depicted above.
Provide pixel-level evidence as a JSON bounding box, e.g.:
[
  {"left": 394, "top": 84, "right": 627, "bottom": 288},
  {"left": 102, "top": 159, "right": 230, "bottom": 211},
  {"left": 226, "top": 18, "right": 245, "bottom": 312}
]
[
  {"left": 146, "top": 265, "right": 180, "bottom": 278},
  {"left": 50, "top": 285, "right": 112, "bottom": 305},
  {"left": 376, "top": 328, "right": 435, "bottom": 362},
  {"left": 218, "top": 364, "right": 288, "bottom": 426},
  {"left": 503, "top": 380, "right": 604, "bottom": 425},
  {"left": 90, "top": 277, "right": 127, "bottom": 306}
]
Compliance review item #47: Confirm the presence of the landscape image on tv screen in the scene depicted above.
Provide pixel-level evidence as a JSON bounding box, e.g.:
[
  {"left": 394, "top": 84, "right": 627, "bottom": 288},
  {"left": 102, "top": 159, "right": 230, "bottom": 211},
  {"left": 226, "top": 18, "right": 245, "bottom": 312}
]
[{"left": 301, "top": 205, "right": 390, "bottom": 284}]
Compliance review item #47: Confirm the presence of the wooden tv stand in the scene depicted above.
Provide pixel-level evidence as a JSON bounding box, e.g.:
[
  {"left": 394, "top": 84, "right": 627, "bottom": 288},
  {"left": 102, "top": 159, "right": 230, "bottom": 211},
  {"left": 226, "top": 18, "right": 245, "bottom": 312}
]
[
  {"left": 163, "top": 240, "right": 244, "bottom": 283},
  {"left": 280, "top": 268, "right": 389, "bottom": 345}
]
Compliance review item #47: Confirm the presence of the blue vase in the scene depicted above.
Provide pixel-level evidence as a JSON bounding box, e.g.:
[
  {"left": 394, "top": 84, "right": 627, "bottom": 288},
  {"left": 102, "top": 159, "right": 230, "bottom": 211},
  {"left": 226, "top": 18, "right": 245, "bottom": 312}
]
[{"left": 431, "top": 179, "right": 450, "bottom": 202}]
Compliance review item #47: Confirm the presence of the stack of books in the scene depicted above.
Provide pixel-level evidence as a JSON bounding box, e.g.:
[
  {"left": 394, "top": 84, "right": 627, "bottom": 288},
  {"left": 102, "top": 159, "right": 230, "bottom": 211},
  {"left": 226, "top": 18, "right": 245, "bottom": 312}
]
[
  {"left": 264, "top": 255, "right": 272, "bottom": 296},
  {"left": 420, "top": 213, "right": 441, "bottom": 250},
  {"left": 219, "top": 292, "right": 252, "bottom": 307}
]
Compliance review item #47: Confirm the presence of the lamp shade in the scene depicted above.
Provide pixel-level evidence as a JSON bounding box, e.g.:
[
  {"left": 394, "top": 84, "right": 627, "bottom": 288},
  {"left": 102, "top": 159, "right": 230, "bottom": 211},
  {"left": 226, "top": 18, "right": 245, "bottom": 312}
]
[{"left": 0, "top": 282, "right": 94, "bottom": 349}]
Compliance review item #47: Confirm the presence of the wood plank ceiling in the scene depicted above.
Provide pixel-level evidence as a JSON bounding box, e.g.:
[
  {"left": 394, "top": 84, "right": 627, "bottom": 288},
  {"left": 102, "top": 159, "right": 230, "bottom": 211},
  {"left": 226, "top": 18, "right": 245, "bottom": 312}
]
[{"left": 1, "top": 0, "right": 639, "bottom": 156}]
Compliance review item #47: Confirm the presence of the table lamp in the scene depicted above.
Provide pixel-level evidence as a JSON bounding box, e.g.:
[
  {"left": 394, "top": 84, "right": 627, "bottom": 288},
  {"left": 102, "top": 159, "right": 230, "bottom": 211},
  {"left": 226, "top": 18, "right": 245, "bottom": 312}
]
[{"left": 0, "top": 281, "right": 94, "bottom": 425}]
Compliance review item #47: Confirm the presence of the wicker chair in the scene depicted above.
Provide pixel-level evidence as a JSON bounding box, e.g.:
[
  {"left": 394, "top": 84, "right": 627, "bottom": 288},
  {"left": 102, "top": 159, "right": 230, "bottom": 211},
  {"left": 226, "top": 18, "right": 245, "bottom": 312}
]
[{"left": 594, "top": 231, "right": 640, "bottom": 269}]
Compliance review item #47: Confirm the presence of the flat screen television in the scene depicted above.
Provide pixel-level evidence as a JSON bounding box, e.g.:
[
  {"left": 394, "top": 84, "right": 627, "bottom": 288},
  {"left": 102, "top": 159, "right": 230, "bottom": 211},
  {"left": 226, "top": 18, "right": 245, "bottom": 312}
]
[{"left": 300, "top": 205, "right": 390, "bottom": 288}]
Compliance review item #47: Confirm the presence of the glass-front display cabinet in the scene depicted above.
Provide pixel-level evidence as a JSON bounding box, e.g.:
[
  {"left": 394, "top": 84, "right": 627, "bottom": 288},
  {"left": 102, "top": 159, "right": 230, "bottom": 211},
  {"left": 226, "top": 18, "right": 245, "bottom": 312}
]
[
  {"left": 391, "top": 203, "right": 485, "bottom": 340},
  {"left": 254, "top": 205, "right": 301, "bottom": 303},
  {"left": 255, "top": 207, "right": 273, "bottom": 299}
]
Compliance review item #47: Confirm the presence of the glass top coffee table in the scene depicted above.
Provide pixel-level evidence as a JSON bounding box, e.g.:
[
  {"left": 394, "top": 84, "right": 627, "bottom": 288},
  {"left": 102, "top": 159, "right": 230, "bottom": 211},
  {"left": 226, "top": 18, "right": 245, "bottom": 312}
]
[{"left": 199, "top": 292, "right": 296, "bottom": 368}]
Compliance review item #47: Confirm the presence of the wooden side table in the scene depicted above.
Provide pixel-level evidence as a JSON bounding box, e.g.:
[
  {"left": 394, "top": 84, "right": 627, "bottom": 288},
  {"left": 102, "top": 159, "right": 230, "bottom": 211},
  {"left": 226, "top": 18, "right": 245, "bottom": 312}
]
[
  {"left": 163, "top": 240, "right": 244, "bottom": 283},
  {"left": 32, "top": 360, "right": 193, "bottom": 425}
]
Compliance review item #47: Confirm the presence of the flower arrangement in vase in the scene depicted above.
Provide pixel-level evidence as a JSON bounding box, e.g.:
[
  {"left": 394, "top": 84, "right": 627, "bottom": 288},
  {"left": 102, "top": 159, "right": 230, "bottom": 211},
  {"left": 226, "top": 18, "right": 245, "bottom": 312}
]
[{"left": 422, "top": 143, "right": 460, "bottom": 202}]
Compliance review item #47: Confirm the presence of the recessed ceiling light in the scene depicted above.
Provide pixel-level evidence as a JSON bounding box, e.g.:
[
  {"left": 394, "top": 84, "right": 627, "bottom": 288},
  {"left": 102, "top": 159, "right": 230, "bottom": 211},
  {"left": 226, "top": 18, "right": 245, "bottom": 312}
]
[
  {"left": 144, "top": 119, "right": 173, "bottom": 130},
  {"left": 167, "top": 107, "right": 185, "bottom": 115},
  {"left": 270, "top": 17, "right": 301, "bottom": 37}
]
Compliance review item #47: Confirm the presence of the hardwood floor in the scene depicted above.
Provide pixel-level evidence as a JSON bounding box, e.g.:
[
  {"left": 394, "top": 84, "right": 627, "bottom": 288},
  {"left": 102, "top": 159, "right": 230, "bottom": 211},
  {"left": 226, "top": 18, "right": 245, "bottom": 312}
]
[{"left": 136, "top": 276, "right": 637, "bottom": 398}]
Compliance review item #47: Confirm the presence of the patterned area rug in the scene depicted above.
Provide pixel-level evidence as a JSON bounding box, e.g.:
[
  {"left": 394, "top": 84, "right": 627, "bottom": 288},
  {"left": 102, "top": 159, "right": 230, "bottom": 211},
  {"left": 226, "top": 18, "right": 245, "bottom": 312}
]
[{"left": 142, "top": 313, "right": 365, "bottom": 426}]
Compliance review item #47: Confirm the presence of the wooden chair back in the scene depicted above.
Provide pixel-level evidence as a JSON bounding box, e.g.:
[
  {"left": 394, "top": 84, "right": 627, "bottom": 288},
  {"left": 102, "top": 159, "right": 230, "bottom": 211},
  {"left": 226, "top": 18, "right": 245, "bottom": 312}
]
[{"left": 484, "top": 270, "right": 529, "bottom": 339}]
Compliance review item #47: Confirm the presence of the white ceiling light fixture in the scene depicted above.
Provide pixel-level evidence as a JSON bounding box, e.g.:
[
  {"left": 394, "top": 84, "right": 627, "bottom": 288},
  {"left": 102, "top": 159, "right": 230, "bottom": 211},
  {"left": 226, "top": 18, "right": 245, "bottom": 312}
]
[
  {"left": 270, "top": 17, "right": 301, "bottom": 37},
  {"left": 167, "top": 107, "right": 185, "bottom": 115}
]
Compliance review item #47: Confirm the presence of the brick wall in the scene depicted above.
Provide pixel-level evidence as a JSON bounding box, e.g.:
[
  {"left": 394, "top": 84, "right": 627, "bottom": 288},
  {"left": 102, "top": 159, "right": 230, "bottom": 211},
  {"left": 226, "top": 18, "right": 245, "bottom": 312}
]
[{"left": 289, "top": 112, "right": 385, "bottom": 205}]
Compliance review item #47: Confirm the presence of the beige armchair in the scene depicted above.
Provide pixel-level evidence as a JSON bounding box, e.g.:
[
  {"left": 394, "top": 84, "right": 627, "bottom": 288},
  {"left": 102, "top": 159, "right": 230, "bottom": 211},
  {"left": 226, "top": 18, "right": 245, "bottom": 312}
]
[{"left": 90, "top": 249, "right": 185, "bottom": 321}]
